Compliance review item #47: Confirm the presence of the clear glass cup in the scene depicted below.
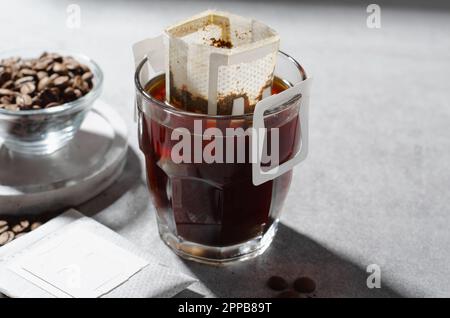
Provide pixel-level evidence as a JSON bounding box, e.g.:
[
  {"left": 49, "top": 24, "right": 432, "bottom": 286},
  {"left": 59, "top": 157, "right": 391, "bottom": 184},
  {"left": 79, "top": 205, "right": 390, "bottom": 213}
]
[
  {"left": 135, "top": 51, "right": 307, "bottom": 264},
  {"left": 0, "top": 48, "right": 103, "bottom": 155}
]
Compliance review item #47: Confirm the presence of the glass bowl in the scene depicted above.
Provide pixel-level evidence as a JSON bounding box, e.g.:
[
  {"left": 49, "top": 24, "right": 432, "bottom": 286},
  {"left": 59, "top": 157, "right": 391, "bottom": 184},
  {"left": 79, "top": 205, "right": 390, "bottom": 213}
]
[{"left": 0, "top": 48, "right": 103, "bottom": 155}]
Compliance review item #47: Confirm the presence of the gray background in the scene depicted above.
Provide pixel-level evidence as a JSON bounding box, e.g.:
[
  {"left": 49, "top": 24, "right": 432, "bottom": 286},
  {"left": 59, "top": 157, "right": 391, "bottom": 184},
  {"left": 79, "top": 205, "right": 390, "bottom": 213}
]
[{"left": 1, "top": 0, "right": 450, "bottom": 297}]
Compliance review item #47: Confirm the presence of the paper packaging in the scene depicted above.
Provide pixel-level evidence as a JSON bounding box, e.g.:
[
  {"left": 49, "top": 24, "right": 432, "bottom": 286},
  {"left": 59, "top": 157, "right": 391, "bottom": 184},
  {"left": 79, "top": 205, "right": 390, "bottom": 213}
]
[
  {"left": 0, "top": 209, "right": 196, "bottom": 298},
  {"left": 165, "top": 10, "right": 279, "bottom": 115}
]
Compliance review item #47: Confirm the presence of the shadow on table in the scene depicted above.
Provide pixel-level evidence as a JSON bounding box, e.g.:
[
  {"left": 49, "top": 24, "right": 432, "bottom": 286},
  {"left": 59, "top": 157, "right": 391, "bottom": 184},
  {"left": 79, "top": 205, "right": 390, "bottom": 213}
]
[{"left": 183, "top": 223, "right": 404, "bottom": 298}]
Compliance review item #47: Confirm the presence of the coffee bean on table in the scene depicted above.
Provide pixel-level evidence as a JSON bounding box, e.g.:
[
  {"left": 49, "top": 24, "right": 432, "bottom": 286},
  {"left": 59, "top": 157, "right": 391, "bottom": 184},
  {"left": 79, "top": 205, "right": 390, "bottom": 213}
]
[
  {"left": 31, "top": 222, "right": 42, "bottom": 230},
  {"left": 293, "top": 277, "right": 316, "bottom": 294},
  {"left": 12, "top": 225, "right": 22, "bottom": 233},
  {"left": 20, "top": 220, "right": 30, "bottom": 229},
  {"left": 15, "top": 233, "right": 26, "bottom": 239},
  {"left": 0, "top": 223, "right": 9, "bottom": 234},
  {"left": 12, "top": 220, "right": 29, "bottom": 233},
  {"left": 0, "top": 218, "right": 47, "bottom": 246},
  {"left": 267, "top": 276, "right": 289, "bottom": 291},
  {"left": 276, "top": 290, "right": 301, "bottom": 298},
  {"left": 0, "top": 231, "right": 15, "bottom": 246}
]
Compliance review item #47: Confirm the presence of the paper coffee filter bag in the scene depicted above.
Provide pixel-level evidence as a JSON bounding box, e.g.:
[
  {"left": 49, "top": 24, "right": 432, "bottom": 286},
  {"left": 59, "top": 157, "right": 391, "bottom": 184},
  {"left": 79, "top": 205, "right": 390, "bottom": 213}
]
[{"left": 164, "top": 10, "right": 280, "bottom": 115}]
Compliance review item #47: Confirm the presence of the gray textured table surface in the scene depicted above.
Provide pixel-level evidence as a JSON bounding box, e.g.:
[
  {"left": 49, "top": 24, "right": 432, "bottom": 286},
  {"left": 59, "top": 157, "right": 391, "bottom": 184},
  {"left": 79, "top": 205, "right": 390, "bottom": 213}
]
[{"left": 1, "top": 0, "right": 450, "bottom": 298}]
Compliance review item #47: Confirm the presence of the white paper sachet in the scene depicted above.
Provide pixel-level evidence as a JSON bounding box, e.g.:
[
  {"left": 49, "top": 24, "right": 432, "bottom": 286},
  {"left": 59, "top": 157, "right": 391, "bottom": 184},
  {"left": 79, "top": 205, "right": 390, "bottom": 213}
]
[
  {"left": 164, "top": 10, "right": 280, "bottom": 115},
  {"left": 0, "top": 209, "right": 196, "bottom": 298}
]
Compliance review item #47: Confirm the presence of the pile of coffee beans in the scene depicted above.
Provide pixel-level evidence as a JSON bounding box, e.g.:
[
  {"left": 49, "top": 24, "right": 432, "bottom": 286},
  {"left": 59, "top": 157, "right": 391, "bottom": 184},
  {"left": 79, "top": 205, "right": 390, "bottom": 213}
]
[
  {"left": 0, "top": 219, "right": 42, "bottom": 246},
  {"left": 0, "top": 52, "right": 94, "bottom": 111},
  {"left": 267, "top": 275, "right": 317, "bottom": 298}
]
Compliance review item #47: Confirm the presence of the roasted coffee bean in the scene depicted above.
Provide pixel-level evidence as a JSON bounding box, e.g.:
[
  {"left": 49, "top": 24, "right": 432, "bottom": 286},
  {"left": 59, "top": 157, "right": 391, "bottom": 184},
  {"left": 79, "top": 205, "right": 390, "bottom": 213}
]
[
  {"left": 0, "top": 231, "right": 15, "bottom": 246},
  {"left": 52, "top": 63, "right": 67, "bottom": 74},
  {"left": 38, "top": 76, "right": 51, "bottom": 91},
  {"left": 72, "top": 75, "right": 83, "bottom": 88},
  {"left": 31, "top": 222, "right": 42, "bottom": 230},
  {"left": 276, "top": 290, "right": 301, "bottom": 298},
  {"left": 53, "top": 76, "right": 69, "bottom": 87},
  {"left": 34, "top": 61, "right": 50, "bottom": 71},
  {"left": 81, "top": 72, "right": 93, "bottom": 81},
  {"left": 1, "top": 80, "right": 14, "bottom": 89},
  {"left": 20, "top": 68, "right": 37, "bottom": 77},
  {"left": 49, "top": 73, "right": 59, "bottom": 81},
  {"left": 0, "top": 88, "right": 15, "bottom": 96},
  {"left": 0, "top": 220, "right": 7, "bottom": 227},
  {"left": 80, "top": 81, "right": 90, "bottom": 93},
  {"left": 293, "top": 277, "right": 316, "bottom": 294},
  {"left": 20, "top": 220, "right": 30, "bottom": 229},
  {"left": 12, "top": 220, "right": 29, "bottom": 233},
  {"left": 20, "top": 82, "right": 36, "bottom": 95},
  {"left": 64, "top": 87, "right": 76, "bottom": 100},
  {"left": 46, "top": 102, "right": 60, "bottom": 108},
  {"left": 74, "top": 89, "right": 82, "bottom": 98},
  {"left": 36, "top": 71, "right": 47, "bottom": 80},
  {"left": 267, "top": 276, "right": 289, "bottom": 291},
  {"left": 66, "top": 62, "right": 80, "bottom": 71},
  {"left": 0, "top": 52, "right": 93, "bottom": 111},
  {"left": 46, "top": 63, "right": 54, "bottom": 73},
  {"left": 4, "top": 104, "right": 19, "bottom": 111},
  {"left": 16, "top": 94, "right": 32, "bottom": 107},
  {"left": 48, "top": 53, "right": 63, "bottom": 63},
  {"left": 14, "top": 76, "right": 35, "bottom": 86},
  {"left": 0, "top": 223, "right": 8, "bottom": 234},
  {"left": 11, "top": 224, "right": 23, "bottom": 233},
  {"left": 0, "top": 96, "right": 12, "bottom": 104},
  {"left": 15, "top": 233, "right": 26, "bottom": 239}
]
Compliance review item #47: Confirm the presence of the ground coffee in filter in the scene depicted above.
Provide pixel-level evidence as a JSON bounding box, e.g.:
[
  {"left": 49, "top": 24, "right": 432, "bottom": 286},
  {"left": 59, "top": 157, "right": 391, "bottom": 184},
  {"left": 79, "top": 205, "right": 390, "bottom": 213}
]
[{"left": 164, "top": 10, "right": 280, "bottom": 115}]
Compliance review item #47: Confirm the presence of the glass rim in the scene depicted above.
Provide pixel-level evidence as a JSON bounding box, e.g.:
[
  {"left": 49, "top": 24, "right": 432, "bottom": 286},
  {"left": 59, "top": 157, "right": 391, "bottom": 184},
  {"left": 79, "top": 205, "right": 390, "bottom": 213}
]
[
  {"left": 134, "top": 50, "right": 307, "bottom": 120},
  {"left": 0, "top": 50, "right": 103, "bottom": 117}
]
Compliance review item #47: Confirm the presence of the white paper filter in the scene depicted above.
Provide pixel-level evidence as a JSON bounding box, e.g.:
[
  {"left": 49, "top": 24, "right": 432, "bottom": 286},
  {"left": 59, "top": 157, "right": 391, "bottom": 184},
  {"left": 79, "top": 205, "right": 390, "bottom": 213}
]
[{"left": 164, "top": 10, "right": 280, "bottom": 115}]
